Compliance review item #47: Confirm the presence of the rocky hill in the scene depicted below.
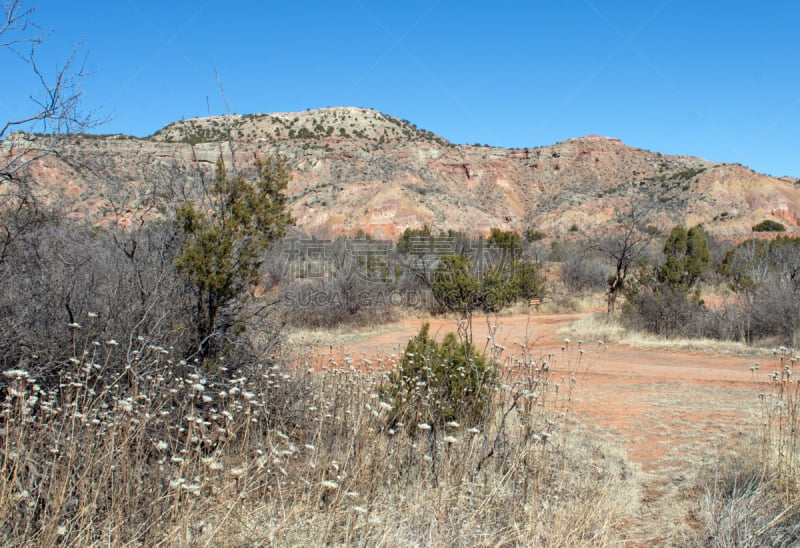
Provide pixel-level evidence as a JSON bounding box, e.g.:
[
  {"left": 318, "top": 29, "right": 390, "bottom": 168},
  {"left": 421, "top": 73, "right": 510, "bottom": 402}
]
[{"left": 4, "top": 106, "right": 800, "bottom": 238}]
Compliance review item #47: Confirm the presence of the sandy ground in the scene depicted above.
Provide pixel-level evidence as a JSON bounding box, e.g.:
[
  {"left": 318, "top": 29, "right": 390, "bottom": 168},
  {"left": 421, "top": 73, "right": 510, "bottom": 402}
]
[{"left": 292, "top": 311, "right": 775, "bottom": 543}]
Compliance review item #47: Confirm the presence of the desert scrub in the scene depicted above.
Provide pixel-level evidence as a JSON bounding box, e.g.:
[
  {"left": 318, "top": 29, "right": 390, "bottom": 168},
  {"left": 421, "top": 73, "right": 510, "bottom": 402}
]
[
  {"left": 752, "top": 219, "right": 786, "bottom": 232},
  {"left": 700, "top": 450, "right": 800, "bottom": 546},
  {"left": 382, "top": 322, "right": 498, "bottom": 429}
]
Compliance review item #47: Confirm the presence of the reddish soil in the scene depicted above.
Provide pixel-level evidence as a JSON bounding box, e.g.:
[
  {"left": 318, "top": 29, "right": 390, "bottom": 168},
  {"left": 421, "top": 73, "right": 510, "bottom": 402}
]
[{"left": 303, "top": 311, "right": 774, "bottom": 542}]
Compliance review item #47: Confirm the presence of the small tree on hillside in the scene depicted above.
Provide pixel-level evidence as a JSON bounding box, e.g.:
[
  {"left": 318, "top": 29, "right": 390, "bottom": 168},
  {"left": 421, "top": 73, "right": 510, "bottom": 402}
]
[
  {"left": 752, "top": 220, "right": 786, "bottom": 233},
  {"left": 175, "top": 156, "right": 293, "bottom": 359},
  {"left": 487, "top": 228, "right": 522, "bottom": 255}
]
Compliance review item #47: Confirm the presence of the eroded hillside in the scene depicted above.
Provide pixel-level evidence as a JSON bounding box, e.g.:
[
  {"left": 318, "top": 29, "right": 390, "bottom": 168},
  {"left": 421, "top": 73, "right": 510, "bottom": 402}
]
[{"left": 3, "top": 107, "right": 799, "bottom": 237}]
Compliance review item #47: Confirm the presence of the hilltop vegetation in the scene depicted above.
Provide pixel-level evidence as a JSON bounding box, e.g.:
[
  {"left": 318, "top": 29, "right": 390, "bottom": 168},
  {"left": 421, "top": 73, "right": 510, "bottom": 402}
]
[{"left": 152, "top": 107, "right": 450, "bottom": 147}]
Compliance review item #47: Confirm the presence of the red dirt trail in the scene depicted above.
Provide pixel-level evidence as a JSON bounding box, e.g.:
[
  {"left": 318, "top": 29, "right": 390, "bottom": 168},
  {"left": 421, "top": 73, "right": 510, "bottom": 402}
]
[{"left": 298, "top": 311, "right": 774, "bottom": 543}]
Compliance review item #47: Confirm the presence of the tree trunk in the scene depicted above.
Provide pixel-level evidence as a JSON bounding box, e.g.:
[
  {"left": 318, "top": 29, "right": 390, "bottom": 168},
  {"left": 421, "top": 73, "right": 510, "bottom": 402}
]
[
  {"left": 607, "top": 288, "right": 618, "bottom": 315},
  {"left": 607, "top": 272, "right": 624, "bottom": 315}
]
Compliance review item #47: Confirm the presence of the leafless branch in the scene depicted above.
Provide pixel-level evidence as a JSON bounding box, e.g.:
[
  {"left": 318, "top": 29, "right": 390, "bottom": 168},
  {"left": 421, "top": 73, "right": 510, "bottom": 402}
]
[
  {"left": 0, "top": 0, "right": 39, "bottom": 50},
  {"left": 1, "top": 1, "right": 101, "bottom": 192}
]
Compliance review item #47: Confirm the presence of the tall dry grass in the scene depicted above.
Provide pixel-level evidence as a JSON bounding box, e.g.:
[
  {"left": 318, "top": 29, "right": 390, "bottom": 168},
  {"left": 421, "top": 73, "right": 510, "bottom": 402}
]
[
  {"left": 756, "top": 347, "right": 800, "bottom": 479},
  {"left": 563, "top": 313, "right": 762, "bottom": 355},
  {"left": 0, "top": 326, "right": 635, "bottom": 546},
  {"left": 697, "top": 347, "right": 800, "bottom": 545}
]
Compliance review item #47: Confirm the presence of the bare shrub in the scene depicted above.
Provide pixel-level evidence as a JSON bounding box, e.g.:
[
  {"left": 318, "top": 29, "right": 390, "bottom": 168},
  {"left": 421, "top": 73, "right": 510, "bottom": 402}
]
[
  {"left": 280, "top": 236, "right": 401, "bottom": 328},
  {"left": 694, "top": 302, "right": 752, "bottom": 342},
  {"left": 561, "top": 251, "right": 612, "bottom": 293},
  {"left": 745, "top": 278, "right": 800, "bottom": 345},
  {"left": 622, "top": 284, "right": 706, "bottom": 338},
  {"left": 0, "top": 220, "right": 191, "bottom": 382},
  {"left": 588, "top": 200, "right": 656, "bottom": 314},
  {"left": 281, "top": 275, "right": 399, "bottom": 328},
  {"left": 716, "top": 236, "right": 800, "bottom": 345}
]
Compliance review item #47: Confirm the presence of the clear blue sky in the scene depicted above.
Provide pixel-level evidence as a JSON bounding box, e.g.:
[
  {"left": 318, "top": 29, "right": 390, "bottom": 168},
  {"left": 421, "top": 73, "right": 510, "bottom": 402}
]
[{"left": 3, "top": 1, "right": 799, "bottom": 177}]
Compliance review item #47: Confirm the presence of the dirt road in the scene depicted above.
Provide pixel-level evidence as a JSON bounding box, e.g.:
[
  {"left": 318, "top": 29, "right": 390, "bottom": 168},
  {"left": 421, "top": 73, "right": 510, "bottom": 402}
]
[{"left": 295, "top": 311, "right": 772, "bottom": 542}]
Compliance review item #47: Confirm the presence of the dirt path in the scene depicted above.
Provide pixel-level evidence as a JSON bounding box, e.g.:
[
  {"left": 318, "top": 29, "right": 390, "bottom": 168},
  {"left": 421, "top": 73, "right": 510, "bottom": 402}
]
[{"left": 293, "top": 312, "right": 772, "bottom": 543}]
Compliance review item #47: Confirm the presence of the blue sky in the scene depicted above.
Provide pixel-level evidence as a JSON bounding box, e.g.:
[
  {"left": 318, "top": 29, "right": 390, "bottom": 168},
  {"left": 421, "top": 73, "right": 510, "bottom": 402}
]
[{"left": 3, "top": 1, "right": 800, "bottom": 177}]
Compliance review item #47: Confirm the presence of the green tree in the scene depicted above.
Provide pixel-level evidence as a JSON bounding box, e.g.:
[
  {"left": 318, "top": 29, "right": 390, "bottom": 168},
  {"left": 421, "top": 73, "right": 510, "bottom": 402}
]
[
  {"left": 479, "top": 258, "right": 545, "bottom": 313},
  {"left": 175, "top": 156, "right": 293, "bottom": 359},
  {"left": 752, "top": 220, "right": 786, "bottom": 232},
  {"left": 486, "top": 228, "right": 522, "bottom": 255},
  {"left": 658, "top": 225, "right": 710, "bottom": 289},
  {"left": 513, "top": 259, "right": 546, "bottom": 301},
  {"left": 479, "top": 263, "right": 511, "bottom": 313},
  {"left": 432, "top": 254, "right": 480, "bottom": 317},
  {"left": 396, "top": 225, "right": 432, "bottom": 254},
  {"left": 623, "top": 224, "right": 710, "bottom": 337},
  {"left": 524, "top": 227, "right": 547, "bottom": 242},
  {"left": 685, "top": 226, "right": 711, "bottom": 284},
  {"left": 384, "top": 323, "right": 497, "bottom": 428}
]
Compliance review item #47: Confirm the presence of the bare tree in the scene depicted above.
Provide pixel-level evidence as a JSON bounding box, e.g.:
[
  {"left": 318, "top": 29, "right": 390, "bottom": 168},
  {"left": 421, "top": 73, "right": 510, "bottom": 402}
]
[
  {"left": 1, "top": 1, "right": 98, "bottom": 268},
  {"left": 1, "top": 0, "right": 96, "bottom": 178},
  {"left": 589, "top": 200, "right": 655, "bottom": 314},
  {"left": 1, "top": 0, "right": 100, "bottom": 240}
]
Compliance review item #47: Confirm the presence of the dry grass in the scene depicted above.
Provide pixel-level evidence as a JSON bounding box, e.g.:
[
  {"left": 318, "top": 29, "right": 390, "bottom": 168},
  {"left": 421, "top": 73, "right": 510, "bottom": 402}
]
[
  {"left": 562, "top": 313, "right": 766, "bottom": 356},
  {"left": 0, "top": 329, "right": 636, "bottom": 546},
  {"left": 700, "top": 449, "right": 800, "bottom": 546},
  {"left": 686, "top": 347, "right": 800, "bottom": 545}
]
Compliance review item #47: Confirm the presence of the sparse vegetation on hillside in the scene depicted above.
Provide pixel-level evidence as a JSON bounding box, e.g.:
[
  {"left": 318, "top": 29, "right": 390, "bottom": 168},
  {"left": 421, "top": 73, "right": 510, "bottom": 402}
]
[
  {"left": 10, "top": 101, "right": 800, "bottom": 242},
  {"left": 524, "top": 227, "right": 548, "bottom": 242}
]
